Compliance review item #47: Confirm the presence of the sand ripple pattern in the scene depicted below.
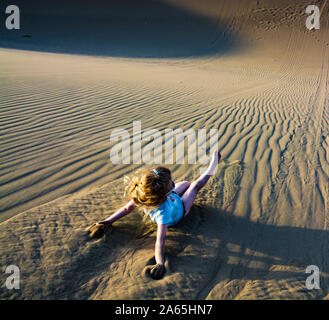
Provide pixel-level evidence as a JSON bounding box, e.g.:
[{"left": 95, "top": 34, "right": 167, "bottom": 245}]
[{"left": 1, "top": 0, "right": 329, "bottom": 299}]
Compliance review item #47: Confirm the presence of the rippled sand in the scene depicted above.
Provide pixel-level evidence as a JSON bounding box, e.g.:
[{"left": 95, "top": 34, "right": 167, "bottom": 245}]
[{"left": 1, "top": 0, "right": 328, "bottom": 299}]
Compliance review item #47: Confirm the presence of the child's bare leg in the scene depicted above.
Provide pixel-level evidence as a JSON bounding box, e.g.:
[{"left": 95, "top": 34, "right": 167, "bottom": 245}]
[
  {"left": 181, "top": 151, "right": 221, "bottom": 216},
  {"left": 172, "top": 181, "right": 191, "bottom": 196}
]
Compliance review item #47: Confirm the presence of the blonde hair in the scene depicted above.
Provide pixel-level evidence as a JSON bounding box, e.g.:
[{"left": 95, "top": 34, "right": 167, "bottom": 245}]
[{"left": 128, "top": 166, "right": 172, "bottom": 209}]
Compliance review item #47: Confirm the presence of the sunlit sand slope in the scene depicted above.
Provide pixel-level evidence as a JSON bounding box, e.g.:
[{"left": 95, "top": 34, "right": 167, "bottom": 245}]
[{"left": 0, "top": 0, "right": 328, "bottom": 299}]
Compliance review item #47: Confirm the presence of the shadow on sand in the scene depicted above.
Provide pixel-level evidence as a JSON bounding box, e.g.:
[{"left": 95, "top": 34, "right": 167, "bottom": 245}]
[
  {"left": 0, "top": 0, "right": 243, "bottom": 58},
  {"left": 54, "top": 205, "right": 329, "bottom": 299}
]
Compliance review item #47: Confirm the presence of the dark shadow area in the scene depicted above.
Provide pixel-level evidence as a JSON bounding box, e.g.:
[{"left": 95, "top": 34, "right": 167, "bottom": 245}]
[
  {"left": 138, "top": 203, "right": 329, "bottom": 285},
  {"left": 217, "top": 212, "right": 329, "bottom": 275},
  {"left": 2, "top": 203, "right": 327, "bottom": 299},
  {"left": 0, "top": 0, "right": 242, "bottom": 58},
  {"left": 172, "top": 205, "right": 329, "bottom": 298},
  {"left": 177, "top": 203, "right": 329, "bottom": 271}
]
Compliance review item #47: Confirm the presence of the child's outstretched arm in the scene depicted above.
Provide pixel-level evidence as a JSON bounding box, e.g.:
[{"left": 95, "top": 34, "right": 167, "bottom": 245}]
[
  {"left": 155, "top": 224, "right": 168, "bottom": 264},
  {"left": 87, "top": 200, "right": 137, "bottom": 239},
  {"left": 149, "top": 223, "right": 168, "bottom": 279},
  {"left": 99, "top": 200, "right": 137, "bottom": 225}
]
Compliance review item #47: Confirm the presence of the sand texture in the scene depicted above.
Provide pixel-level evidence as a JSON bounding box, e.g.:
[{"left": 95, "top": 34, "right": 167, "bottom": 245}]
[{"left": 1, "top": 0, "right": 329, "bottom": 299}]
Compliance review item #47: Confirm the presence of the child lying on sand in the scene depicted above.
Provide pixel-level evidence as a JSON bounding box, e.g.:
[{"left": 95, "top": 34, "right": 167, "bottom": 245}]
[{"left": 87, "top": 150, "right": 221, "bottom": 280}]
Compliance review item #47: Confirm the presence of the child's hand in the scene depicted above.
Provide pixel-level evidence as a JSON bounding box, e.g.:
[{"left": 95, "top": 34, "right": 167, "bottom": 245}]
[
  {"left": 87, "top": 221, "right": 111, "bottom": 239},
  {"left": 149, "top": 263, "right": 166, "bottom": 280}
]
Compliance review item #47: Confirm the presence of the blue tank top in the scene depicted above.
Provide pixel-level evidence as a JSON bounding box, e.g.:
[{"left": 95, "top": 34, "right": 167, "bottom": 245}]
[{"left": 144, "top": 192, "right": 184, "bottom": 227}]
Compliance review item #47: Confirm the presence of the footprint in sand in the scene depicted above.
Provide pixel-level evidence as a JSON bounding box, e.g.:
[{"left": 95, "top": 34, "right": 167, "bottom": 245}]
[
  {"left": 222, "top": 161, "right": 243, "bottom": 209},
  {"left": 196, "top": 160, "right": 243, "bottom": 210}
]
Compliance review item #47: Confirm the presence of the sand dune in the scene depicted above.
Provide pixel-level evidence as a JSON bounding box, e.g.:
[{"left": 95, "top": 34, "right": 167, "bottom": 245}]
[
  {"left": 0, "top": 0, "right": 240, "bottom": 58},
  {"left": 0, "top": 0, "right": 329, "bottom": 299}
]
